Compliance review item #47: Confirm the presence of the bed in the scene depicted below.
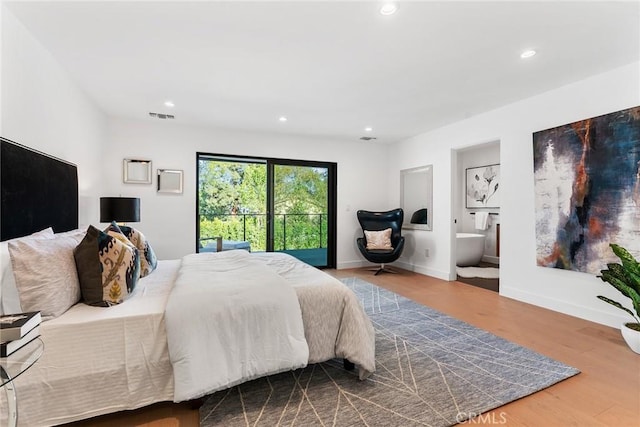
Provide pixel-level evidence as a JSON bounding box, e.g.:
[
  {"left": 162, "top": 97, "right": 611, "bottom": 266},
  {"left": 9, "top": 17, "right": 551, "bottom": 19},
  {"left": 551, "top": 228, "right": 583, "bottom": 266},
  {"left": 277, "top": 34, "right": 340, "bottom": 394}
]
[{"left": 0, "top": 139, "right": 375, "bottom": 426}]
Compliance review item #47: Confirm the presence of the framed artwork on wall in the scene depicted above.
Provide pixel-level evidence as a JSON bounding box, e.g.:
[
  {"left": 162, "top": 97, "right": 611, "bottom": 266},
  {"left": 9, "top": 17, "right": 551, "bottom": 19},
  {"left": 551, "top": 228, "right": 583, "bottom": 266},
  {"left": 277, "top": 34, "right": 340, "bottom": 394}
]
[
  {"left": 157, "top": 169, "right": 183, "bottom": 194},
  {"left": 465, "top": 164, "right": 500, "bottom": 208},
  {"left": 533, "top": 105, "right": 640, "bottom": 274},
  {"left": 123, "top": 159, "right": 152, "bottom": 184}
]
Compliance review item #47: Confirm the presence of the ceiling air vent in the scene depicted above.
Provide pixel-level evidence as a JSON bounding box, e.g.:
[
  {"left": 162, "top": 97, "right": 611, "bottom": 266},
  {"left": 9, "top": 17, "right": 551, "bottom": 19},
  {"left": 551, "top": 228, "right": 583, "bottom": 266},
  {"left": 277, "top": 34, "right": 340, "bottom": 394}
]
[
  {"left": 149, "top": 112, "right": 175, "bottom": 120},
  {"left": 360, "top": 136, "right": 377, "bottom": 141}
]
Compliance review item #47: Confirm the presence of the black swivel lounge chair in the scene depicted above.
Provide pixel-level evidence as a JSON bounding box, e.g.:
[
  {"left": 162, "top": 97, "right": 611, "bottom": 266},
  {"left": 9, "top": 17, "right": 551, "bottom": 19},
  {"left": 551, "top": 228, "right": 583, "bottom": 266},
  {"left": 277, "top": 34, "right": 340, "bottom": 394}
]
[{"left": 356, "top": 208, "right": 405, "bottom": 275}]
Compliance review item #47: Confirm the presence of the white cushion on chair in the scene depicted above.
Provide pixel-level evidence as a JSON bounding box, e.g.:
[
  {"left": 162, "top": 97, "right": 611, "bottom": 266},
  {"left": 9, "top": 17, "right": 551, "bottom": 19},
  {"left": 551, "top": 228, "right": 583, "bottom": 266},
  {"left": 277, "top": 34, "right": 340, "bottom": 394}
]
[{"left": 364, "top": 228, "right": 393, "bottom": 250}]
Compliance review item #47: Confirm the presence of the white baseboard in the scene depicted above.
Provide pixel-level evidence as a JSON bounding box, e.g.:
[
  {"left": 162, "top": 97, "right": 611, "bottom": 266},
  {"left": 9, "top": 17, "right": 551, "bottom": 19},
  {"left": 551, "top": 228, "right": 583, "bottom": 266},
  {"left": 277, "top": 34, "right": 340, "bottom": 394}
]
[
  {"left": 482, "top": 255, "right": 500, "bottom": 265},
  {"left": 338, "top": 259, "right": 450, "bottom": 281},
  {"left": 337, "top": 260, "right": 368, "bottom": 270},
  {"left": 395, "top": 261, "right": 450, "bottom": 281},
  {"left": 500, "top": 286, "right": 627, "bottom": 329}
]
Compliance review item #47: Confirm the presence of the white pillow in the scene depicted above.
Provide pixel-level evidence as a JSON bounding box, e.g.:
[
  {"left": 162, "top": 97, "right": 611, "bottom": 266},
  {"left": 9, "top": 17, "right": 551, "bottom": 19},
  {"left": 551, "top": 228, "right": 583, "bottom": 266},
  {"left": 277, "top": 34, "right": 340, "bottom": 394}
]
[
  {"left": 9, "top": 234, "right": 82, "bottom": 320},
  {"left": 364, "top": 228, "right": 394, "bottom": 250},
  {"left": 54, "top": 228, "right": 86, "bottom": 243},
  {"left": 1, "top": 228, "right": 54, "bottom": 315}
]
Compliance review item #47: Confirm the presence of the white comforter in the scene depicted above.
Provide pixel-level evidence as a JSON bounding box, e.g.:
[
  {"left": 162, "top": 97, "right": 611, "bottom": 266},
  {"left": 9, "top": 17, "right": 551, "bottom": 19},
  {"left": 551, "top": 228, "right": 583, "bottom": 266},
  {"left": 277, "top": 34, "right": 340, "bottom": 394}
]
[
  {"left": 165, "top": 250, "right": 309, "bottom": 402},
  {"left": 252, "top": 252, "right": 376, "bottom": 378}
]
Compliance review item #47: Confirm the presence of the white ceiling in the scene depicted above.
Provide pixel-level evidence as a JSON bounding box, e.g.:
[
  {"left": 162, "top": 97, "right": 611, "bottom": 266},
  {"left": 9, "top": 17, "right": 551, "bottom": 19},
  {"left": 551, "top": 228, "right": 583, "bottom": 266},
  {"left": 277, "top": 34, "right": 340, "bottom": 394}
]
[{"left": 6, "top": 1, "right": 640, "bottom": 144}]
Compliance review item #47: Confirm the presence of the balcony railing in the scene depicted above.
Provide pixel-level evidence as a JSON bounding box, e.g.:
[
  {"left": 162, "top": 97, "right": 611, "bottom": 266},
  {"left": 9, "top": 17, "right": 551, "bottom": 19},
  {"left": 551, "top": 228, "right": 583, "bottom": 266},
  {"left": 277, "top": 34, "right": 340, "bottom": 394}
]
[{"left": 200, "top": 213, "right": 327, "bottom": 251}]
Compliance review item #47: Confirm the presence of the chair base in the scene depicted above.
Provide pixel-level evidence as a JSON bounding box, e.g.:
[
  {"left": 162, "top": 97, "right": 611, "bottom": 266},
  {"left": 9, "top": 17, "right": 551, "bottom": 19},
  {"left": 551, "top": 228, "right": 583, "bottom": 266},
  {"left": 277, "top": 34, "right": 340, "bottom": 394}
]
[{"left": 366, "top": 263, "right": 399, "bottom": 275}]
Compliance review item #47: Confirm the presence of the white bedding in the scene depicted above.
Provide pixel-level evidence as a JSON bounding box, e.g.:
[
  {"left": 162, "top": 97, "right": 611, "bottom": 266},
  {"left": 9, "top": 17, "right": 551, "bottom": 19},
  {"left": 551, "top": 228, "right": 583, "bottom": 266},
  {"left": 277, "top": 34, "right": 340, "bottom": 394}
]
[
  {"left": 2, "top": 252, "right": 374, "bottom": 426},
  {"left": 252, "top": 252, "right": 376, "bottom": 378},
  {"left": 1, "top": 260, "right": 179, "bottom": 426},
  {"left": 165, "top": 250, "right": 309, "bottom": 401}
]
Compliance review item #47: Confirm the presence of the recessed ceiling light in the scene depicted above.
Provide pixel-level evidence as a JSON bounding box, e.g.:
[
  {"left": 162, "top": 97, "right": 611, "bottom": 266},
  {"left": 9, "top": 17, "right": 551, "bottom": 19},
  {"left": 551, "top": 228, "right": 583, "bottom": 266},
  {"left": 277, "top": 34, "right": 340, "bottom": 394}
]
[
  {"left": 279, "top": 116, "right": 288, "bottom": 122},
  {"left": 364, "top": 127, "right": 373, "bottom": 132},
  {"left": 520, "top": 49, "right": 537, "bottom": 59},
  {"left": 379, "top": 3, "right": 398, "bottom": 15},
  {"left": 164, "top": 100, "right": 175, "bottom": 108}
]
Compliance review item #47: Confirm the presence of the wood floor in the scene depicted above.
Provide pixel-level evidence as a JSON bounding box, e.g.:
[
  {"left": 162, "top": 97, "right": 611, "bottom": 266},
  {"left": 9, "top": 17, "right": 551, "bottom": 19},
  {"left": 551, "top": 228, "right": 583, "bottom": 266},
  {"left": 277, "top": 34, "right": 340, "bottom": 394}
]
[{"left": 69, "top": 268, "right": 640, "bottom": 427}]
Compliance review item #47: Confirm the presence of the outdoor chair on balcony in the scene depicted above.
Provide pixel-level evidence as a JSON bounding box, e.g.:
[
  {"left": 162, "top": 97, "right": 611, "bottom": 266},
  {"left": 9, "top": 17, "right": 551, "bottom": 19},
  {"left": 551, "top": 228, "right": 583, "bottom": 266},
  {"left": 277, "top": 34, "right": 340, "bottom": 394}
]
[
  {"left": 199, "top": 236, "right": 251, "bottom": 253},
  {"left": 356, "top": 208, "right": 405, "bottom": 275}
]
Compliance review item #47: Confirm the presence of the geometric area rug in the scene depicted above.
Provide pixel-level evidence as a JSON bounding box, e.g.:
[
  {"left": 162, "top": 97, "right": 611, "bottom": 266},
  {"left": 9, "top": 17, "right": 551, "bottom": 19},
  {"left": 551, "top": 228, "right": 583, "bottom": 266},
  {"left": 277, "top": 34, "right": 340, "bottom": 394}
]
[{"left": 200, "top": 277, "right": 579, "bottom": 426}]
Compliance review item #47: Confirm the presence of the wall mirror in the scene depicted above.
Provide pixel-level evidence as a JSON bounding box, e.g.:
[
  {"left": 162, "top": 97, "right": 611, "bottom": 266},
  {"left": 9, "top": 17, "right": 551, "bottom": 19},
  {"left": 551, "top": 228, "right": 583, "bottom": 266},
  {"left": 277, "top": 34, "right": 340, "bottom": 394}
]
[
  {"left": 400, "top": 165, "right": 433, "bottom": 230},
  {"left": 123, "top": 159, "right": 152, "bottom": 184},
  {"left": 157, "top": 169, "right": 183, "bottom": 194}
]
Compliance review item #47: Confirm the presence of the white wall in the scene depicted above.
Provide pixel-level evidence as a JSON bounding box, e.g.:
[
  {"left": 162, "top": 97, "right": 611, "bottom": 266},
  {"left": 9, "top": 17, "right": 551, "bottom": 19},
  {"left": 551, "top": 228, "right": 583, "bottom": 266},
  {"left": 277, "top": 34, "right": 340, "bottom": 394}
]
[
  {"left": 103, "top": 118, "right": 390, "bottom": 264},
  {"left": 1, "top": 6, "right": 107, "bottom": 226},
  {"left": 391, "top": 142, "right": 454, "bottom": 279},
  {"left": 391, "top": 61, "right": 640, "bottom": 328}
]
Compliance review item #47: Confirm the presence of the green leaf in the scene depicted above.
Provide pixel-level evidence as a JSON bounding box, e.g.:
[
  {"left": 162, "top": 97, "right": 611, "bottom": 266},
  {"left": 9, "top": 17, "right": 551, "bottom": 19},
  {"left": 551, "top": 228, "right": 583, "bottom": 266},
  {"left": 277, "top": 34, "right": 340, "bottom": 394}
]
[
  {"left": 606, "top": 263, "right": 626, "bottom": 278},
  {"left": 626, "top": 270, "right": 640, "bottom": 295},
  {"left": 611, "top": 244, "right": 640, "bottom": 277},
  {"left": 597, "top": 296, "right": 639, "bottom": 322},
  {"left": 609, "top": 245, "right": 640, "bottom": 293},
  {"left": 600, "top": 270, "right": 640, "bottom": 318},
  {"left": 605, "top": 262, "right": 640, "bottom": 294}
]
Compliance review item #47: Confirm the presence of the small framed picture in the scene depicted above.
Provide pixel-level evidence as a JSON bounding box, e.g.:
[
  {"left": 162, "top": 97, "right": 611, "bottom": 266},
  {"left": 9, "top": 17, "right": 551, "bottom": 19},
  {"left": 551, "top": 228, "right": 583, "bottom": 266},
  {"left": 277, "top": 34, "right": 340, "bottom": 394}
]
[
  {"left": 157, "top": 169, "right": 183, "bottom": 194},
  {"left": 465, "top": 164, "right": 500, "bottom": 208},
  {"left": 123, "top": 159, "right": 152, "bottom": 184}
]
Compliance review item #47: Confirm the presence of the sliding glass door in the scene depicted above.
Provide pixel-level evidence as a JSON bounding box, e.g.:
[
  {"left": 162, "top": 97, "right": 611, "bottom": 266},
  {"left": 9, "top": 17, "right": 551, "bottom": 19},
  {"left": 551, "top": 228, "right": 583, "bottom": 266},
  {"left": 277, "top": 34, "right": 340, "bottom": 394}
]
[
  {"left": 197, "top": 153, "right": 336, "bottom": 268},
  {"left": 271, "top": 162, "right": 330, "bottom": 266},
  {"left": 197, "top": 156, "right": 268, "bottom": 251}
]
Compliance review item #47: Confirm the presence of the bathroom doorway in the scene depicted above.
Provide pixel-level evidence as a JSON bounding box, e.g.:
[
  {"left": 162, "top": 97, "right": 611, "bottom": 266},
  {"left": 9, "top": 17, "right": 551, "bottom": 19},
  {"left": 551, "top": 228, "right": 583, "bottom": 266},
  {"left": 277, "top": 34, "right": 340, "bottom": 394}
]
[{"left": 451, "top": 141, "right": 501, "bottom": 292}]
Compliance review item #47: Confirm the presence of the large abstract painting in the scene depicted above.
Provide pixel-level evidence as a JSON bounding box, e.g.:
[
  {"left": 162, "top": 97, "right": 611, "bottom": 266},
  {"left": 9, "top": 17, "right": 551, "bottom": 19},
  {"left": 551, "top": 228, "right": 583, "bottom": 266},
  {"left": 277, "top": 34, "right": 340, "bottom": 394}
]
[{"left": 533, "top": 106, "right": 640, "bottom": 274}]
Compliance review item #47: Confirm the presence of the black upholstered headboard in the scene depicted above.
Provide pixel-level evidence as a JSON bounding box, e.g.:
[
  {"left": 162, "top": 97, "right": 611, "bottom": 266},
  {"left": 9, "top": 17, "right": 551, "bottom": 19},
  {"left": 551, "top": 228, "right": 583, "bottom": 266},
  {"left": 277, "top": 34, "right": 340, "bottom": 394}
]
[{"left": 1, "top": 138, "right": 79, "bottom": 241}]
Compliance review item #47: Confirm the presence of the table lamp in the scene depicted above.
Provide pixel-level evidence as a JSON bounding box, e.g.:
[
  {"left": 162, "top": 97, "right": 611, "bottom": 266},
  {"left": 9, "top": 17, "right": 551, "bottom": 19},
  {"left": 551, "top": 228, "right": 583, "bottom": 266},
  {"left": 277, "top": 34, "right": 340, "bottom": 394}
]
[{"left": 100, "top": 197, "right": 140, "bottom": 224}]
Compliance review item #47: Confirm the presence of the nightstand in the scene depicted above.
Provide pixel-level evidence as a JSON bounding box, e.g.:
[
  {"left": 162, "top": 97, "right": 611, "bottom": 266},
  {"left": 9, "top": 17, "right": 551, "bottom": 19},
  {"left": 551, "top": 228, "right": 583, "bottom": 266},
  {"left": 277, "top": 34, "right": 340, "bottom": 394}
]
[{"left": 0, "top": 338, "right": 44, "bottom": 427}]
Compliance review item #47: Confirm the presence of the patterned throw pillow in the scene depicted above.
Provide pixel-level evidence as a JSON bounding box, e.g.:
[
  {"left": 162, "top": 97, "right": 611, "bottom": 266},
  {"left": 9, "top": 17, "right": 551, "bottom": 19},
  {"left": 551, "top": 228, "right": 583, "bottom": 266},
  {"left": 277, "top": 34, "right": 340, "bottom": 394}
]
[
  {"left": 103, "top": 222, "right": 143, "bottom": 289},
  {"left": 74, "top": 225, "right": 140, "bottom": 306},
  {"left": 103, "top": 221, "right": 134, "bottom": 247},
  {"left": 103, "top": 222, "right": 144, "bottom": 279},
  {"left": 364, "top": 228, "right": 394, "bottom": 250},
  {"left": 112, "top": 222, "right": 158, "bottom": 277}
]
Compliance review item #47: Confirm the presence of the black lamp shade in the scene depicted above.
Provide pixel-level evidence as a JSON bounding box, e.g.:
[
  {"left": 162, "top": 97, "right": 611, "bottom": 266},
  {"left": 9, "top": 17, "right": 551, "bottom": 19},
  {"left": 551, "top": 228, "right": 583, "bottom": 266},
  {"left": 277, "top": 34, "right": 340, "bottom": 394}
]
[
  {"left": 100, "top": 197, "right": 140, "bottom": 223},
  {"left": 410, "top": 208, "right": 428, "bottom": 224}
]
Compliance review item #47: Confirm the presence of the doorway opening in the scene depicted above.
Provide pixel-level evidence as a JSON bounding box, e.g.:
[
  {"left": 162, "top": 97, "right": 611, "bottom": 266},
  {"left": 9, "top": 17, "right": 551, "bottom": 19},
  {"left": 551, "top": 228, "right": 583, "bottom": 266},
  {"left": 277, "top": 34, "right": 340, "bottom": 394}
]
[{"left": 452, "top": 141, "right": 501, "bottom": 292}]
